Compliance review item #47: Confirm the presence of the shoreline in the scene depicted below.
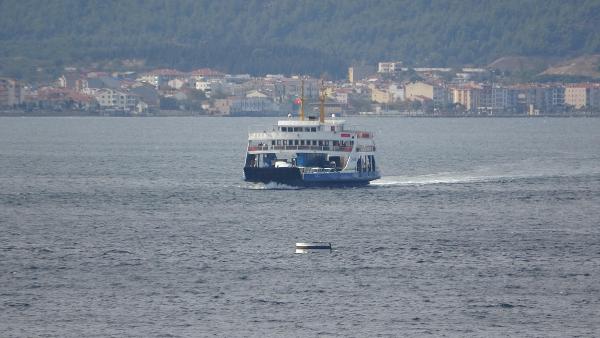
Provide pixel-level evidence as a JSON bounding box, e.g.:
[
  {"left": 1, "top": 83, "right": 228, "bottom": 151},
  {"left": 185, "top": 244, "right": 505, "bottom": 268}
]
[{"left": 1, "top": 111, "right": 598, "bottom": 118}]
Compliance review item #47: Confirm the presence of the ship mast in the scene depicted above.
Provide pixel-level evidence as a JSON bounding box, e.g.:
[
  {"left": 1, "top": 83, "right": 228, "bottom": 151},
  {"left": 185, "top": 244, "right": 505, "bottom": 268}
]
[
  {"left": 300, "top": 79, "right": 305, "bottom": 121},
  {"left": 319, "top": 79, "right": 325, "bottom": 123}
]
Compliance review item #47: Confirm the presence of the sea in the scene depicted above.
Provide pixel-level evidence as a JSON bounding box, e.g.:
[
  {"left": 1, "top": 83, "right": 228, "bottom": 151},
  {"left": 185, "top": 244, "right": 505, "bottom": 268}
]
[{"left": 1, "top": 116, "right": 599, "bottom": 337}]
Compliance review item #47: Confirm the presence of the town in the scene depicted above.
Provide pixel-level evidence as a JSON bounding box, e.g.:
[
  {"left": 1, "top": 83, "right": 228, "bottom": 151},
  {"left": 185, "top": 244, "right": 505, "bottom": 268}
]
[{"left": 1, "top": 61, "right": 599, "bottom": 117}]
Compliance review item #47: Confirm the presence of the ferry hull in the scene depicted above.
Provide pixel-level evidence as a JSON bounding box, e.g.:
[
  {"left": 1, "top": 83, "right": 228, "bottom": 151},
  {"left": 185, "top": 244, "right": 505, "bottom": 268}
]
[
  {"left": 244, "top": 167, "right": 304, "bottom": 186},
  {"left": 244, "top": 167, "right": 379, "bottom": 187}
]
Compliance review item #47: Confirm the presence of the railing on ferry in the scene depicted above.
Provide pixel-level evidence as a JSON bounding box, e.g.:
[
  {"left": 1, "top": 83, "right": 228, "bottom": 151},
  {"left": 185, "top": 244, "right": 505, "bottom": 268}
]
[
  {"left": 247, "top": 145, "right": 354, "bottom": 152},
  {"left": 248, "top": 124, "right": 374, "bottom": 139},
  {"left": 247, "top": 125, "right": 278, "bottom": 138},
  {"left": 343, "top": 124, "right": 374, "bottom": 139}
]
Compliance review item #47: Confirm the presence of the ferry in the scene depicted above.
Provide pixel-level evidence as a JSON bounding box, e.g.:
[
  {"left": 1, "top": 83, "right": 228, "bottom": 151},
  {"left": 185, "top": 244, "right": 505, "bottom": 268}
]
[{"left": 243, "top": 81, "right": 380, "bottom": 187}]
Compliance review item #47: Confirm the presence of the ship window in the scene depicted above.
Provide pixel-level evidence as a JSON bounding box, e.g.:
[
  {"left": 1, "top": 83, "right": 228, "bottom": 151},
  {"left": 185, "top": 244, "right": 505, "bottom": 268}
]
[
  {"left": 276, "top": 140, "right": 281, "bottom": 145},
  {"left": 304, "top": 127, "right": 310, "bottom": 132},
  {"left": 295, "top": 127, "right": 301, "bottom": 132},
  {"left": 331, "top": 126, "right": 335, "bottom": 131},
  {"left": 294, "top": 140, "right": 299, "bottom": 145},
  {"left": 282, "top": 127, "right": 288, "bottom": 132},
  {"left": 311, "top": 127, "right": 316, "bottom": 132},
  {"left": 318, "top": 140, "right": 323, "bottom": 146},
  {"left": 283, "top": 140, "right": 287, "bottom": 145},
  {"left": 271, "top": 140, "right": 275, "bottom": 145},
  {"left": 312, "top": 140, "right": 317, "bottom": 145},
  {"left": 300, "top": 140, "right": 305, "bottom": 145},
  {"left": 324, "top": 140, "right": 329, "bottom": 146}
]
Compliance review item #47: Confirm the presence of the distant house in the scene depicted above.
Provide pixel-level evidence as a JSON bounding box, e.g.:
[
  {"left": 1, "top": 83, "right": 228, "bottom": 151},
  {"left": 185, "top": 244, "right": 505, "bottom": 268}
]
[
  {"left": 138, "top": 69, "right": 185, "bottom": 87},
  {"left": 509, "top": 84, "right": 565, "bottom": 114},
  {"left": 370, "top": 86, "right": 393, "bottom": 104},
  {"left": 167, "top": 78, "right": 186, "bottom": 90},
  {"left": 476, "top": 84, "right": 514, "bottom": 114},
  {"left": 129, "top": 84, "right": 160, "bottom": 109},
  {"left": 195, "top": 80, "right": 212, "bottom": 92},
  {"left": 212, "top": 98, "right": 233, "bottom": 115},
  {"left": 189, "top": 68, "right": 225, "bottom": 80},
  {"left": 378, "top": 62, "right": 403, "bottom": 73},
  {"left": 172, "top": 91, "right": 188, "bottom": 101},
  {"left": 388, "top": 84, "right": 404, "bottom": 102},
  {"left": 229, "top": 95, "right": 279, "bottom": 116},
  {"left": 136, "top": 101, "right": 149, "bottom": 114},
  {"left": 405, "top": 81, "right": 450, "bottom": 106},
  {"left": 57, "top": 73, "right": 83, "bottom": 90},
  {"left": 33, "top": 87, "right": 97, "bottom": 111},
  {"left": 332, "top": 88, "right": 353, "bottom": 104},
  {"left": 80, "top": 76, "right": 122, "bottom": 94},
  {"left": 274, "top": 77, "right": 320, "bottom": 100}
]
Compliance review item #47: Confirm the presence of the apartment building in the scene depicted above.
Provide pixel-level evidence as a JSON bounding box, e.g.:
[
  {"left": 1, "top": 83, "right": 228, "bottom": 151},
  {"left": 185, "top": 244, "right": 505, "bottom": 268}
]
[{"left": 0, "top": 77, "right": 24, "bottom": 106}]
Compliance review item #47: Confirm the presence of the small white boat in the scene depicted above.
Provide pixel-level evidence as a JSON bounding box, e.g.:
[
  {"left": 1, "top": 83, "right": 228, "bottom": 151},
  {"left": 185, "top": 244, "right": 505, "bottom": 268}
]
[{"left": 295, "top": 242, "right": 332, "bottom": 253}]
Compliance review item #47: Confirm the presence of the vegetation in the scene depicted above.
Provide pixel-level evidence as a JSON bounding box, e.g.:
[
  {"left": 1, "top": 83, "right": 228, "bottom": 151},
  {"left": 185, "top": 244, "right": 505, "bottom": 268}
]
[{"left": 1, "top": 0, "right": 599, "bottom": 80}]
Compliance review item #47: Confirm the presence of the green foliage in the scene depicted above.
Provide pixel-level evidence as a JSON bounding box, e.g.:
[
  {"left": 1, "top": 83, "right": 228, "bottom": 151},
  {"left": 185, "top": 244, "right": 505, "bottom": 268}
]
[
  {"left": 0, "top": 0, "right": 599, "bottom": 80},
  {"left": 180, "top": 89, "right": 207, "bottom": 111}
]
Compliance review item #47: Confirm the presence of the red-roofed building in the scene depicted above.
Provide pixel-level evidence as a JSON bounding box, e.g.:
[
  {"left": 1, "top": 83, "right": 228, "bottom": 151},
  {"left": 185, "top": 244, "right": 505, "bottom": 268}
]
[
  {"left": 33, "top": 87, "right": 98, "bottom": 110},
  {"left": 148, "top": 68, "right": 185, "bottom": 77},
  {"left": 189, "top": 68, "right": 225, "bottom": 79}
]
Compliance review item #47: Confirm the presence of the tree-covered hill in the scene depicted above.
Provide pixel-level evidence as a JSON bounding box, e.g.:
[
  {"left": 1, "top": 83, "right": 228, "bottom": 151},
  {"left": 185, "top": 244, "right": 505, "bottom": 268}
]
[{"left": 1, "top": 0, "right": 599, "bottom": 79}]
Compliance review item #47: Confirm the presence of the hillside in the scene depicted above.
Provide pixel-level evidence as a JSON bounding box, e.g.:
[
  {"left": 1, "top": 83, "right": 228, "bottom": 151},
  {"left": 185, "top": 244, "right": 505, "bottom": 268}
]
[
  {"left": 487, "top": 56, "right": 557, "bottom": 73},
  {"left": 1, "top": 0, "right": 599, "bottom": 80},
  {"left": 541, "top": 55, "right": 600, "bottom": 79}
]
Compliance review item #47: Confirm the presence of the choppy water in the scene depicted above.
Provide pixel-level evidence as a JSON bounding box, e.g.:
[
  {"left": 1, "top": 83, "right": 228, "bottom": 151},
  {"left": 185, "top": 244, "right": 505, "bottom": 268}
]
[{"left": 1, "top": 117, "right": 599, "bottom": 337}]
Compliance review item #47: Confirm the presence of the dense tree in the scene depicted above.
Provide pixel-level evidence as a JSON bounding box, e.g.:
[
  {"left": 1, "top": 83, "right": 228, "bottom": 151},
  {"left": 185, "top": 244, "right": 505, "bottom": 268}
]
[{"left": 0, "top": 0, "right": 599, "bottom": 80}]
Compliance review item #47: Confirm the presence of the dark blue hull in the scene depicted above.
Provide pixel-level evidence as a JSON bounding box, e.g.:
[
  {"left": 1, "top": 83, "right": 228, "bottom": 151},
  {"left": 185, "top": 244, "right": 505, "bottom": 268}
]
[{"left": 243, "top": 167, "right": 379, "bottom": 187}]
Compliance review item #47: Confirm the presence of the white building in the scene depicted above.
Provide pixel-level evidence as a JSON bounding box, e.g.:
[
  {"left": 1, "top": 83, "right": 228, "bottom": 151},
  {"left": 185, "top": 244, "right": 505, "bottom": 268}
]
[
  {"left": 378, "top": 62, "right": 403, "bottom": 73},
  {"left": 167, "top": 78, "right": 186, "bottom": 90},
  {"left": 388, "top": 84, "right": 404, "bottom": 101},
  {"left": 93, "top": 88, "right": 138, "bottom": 111},
  {"left": 405, "top": 81, "right": 449, "bottom": 106}
]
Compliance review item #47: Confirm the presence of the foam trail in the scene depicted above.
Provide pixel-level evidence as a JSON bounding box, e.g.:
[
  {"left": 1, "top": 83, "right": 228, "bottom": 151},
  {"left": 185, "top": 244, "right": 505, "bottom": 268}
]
[
  {"left": 242, "top": 182, "right": 301, "bottom": 190},
  {"left": 371, "top": 172, "right": 491, "bottom": 186},
  {"left": 371, "top": 162, "right": 600, "bottom": 187}
]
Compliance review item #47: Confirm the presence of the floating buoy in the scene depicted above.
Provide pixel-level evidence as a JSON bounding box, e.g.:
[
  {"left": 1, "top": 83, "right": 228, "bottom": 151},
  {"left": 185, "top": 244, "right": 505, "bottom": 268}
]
[{"left": 295, "top": 242, "right": 332, "bottom": 253}]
